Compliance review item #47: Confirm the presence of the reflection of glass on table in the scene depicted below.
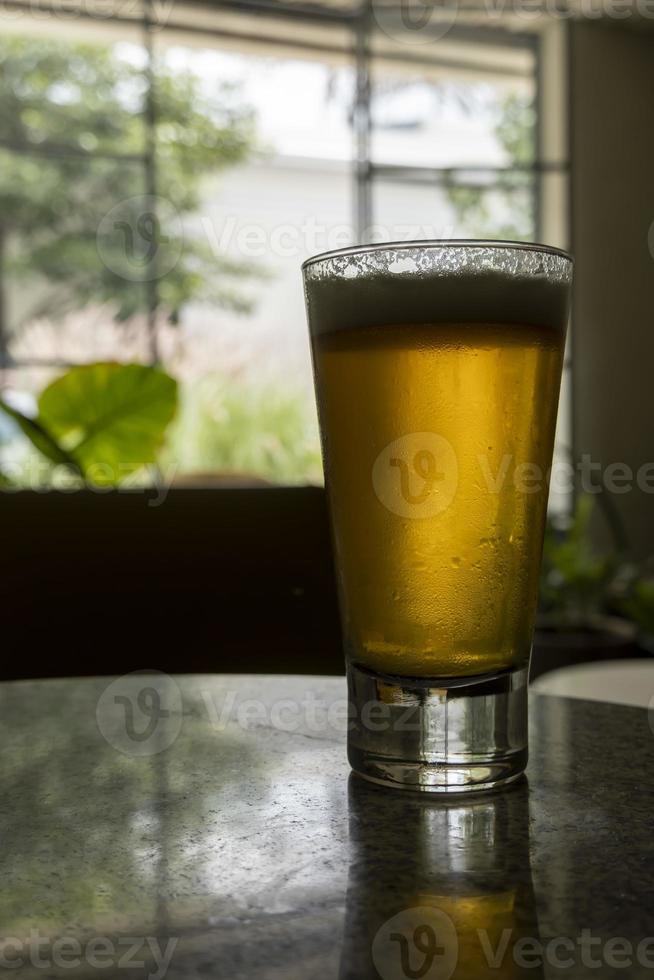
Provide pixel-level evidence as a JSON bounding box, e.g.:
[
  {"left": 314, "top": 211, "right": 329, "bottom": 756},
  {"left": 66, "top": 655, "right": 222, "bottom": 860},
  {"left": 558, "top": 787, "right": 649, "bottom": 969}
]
[{"left": 340, "top": 776, "right": 542, "bottom": 980}]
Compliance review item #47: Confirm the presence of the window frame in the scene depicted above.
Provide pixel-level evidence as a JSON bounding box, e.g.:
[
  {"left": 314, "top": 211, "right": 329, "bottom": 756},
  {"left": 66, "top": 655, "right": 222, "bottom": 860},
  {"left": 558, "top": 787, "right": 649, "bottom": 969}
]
[{"left": 0, "top": 1, "right": 571, "bottom": 504}]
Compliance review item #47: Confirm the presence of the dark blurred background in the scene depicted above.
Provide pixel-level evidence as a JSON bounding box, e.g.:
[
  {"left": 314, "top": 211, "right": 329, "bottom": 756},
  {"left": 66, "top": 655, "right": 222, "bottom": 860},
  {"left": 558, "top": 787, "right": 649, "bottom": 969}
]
[{"left": 0, "top": 1, "right": 652, "bottom": 679}]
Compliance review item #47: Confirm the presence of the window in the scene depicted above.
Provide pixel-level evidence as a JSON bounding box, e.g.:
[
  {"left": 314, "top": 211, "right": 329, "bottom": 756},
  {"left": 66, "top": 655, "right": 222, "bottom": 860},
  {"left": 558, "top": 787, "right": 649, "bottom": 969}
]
[{"left": 0, "top": 2, "right": 570, "bottom": 501}]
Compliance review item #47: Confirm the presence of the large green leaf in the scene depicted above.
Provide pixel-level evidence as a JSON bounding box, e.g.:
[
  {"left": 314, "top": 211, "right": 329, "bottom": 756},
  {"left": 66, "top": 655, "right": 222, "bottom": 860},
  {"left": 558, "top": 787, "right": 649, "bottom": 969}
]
[{"left": 37, "top": 362, "right": 178, "bottom": 484}]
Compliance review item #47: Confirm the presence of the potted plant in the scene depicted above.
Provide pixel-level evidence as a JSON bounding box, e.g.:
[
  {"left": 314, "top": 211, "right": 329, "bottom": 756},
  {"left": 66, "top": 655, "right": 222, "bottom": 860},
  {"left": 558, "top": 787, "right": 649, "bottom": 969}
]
[
  {"left": 532, "top": 494, "right": 638, "bottom": 680},
  {"left": 617, "top": 569, "right": 654, "bottom": 656}
]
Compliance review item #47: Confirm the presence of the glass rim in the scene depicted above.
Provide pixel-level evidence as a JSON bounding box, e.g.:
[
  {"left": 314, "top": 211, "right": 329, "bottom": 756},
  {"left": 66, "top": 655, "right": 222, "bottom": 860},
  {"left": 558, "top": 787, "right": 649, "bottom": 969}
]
[{"left": 301, "top": 238, "right": 574, "bottom": 272}]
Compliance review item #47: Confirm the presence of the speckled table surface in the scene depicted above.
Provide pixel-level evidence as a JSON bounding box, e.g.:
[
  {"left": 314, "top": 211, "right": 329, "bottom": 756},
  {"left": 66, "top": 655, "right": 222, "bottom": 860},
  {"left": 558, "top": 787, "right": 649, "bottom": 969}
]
[{"left": 1, "top": 673, "right": 653, "bottom": 979}]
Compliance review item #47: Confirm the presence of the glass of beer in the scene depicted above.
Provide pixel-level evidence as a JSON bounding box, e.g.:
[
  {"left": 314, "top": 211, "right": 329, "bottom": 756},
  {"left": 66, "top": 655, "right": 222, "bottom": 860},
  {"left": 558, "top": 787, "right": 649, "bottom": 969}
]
[{"left": 303, "top": 240, "right": 573, "bottom": 793}]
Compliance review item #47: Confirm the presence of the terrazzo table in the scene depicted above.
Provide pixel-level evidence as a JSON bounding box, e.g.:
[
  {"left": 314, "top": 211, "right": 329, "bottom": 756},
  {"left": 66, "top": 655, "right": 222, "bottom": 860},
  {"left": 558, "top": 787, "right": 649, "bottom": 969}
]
[{"left": 1, "top": 673, "right": 653, "bottom": 979}]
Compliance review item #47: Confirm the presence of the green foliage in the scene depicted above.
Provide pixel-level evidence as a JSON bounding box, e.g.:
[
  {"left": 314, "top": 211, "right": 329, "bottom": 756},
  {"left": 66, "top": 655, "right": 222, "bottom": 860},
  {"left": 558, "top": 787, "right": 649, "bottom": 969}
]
[
  {"left": 0, "top": 36, "right": 257, "bottom": 330},
  {"left": 540, "top": 495, "right": 616, "bottom": 627},
  {"left": 0, "top": 362, "right": 177, "bottom": 485},
  {"left": 620, "top": 579, "right": 654, "bottom": 638},
  {"left": 163, "top": 375, "right": 323, "bottom": 484},
  {"left": 495, "top": 92, "right": 536, "bottom": 167},
  {"left": 444, "top": 92, "right": 535, "bottom": 241}
]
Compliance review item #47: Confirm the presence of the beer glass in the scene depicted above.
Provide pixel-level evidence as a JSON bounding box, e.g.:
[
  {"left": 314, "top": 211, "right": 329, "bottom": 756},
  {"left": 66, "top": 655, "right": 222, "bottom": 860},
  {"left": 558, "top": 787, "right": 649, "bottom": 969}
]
[{"left": 303, "top": 240, "right": 572, "bottom": 793}]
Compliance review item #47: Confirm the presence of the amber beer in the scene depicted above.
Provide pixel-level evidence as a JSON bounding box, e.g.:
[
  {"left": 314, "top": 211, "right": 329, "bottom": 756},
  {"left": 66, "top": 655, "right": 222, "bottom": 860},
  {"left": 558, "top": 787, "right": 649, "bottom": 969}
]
[
  {"left": 303, "top": 241, "right": 572, "bottom": 792},
  {"left": 316, "top": 320, "right": 563, "bottom": 678}
]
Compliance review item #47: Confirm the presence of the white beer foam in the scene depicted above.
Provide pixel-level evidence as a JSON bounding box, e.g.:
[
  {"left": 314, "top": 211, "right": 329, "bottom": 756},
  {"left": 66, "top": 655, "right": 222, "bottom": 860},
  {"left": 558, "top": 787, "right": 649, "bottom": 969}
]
[{"left": 303, "top": 242, "right": 572, "bottom": 337}]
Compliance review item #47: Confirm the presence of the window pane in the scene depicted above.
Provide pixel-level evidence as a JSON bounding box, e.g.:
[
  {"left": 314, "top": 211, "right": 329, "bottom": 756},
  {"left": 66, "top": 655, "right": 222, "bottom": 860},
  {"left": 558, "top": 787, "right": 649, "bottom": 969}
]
[
  {"left": 370, "top": 38, "right": 536, "bottom": 169},
  {"left": 150, "top": 39, "right": 355, "bottom": 484},
  {"left": 372, "top": 174, "right": 535, "bottom": 241},
  {"left": 550, "top": 367, "right": 572, "bottom": 516},
  {"left": 0, "top": 14, "right": 568, "bottom": 498}
]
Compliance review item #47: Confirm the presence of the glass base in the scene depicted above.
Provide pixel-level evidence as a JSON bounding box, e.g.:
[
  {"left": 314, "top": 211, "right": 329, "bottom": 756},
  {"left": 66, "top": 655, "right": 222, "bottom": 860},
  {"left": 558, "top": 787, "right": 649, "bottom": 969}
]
[{"left": 347, "top": 661, "right": 529, "bottom": 794}]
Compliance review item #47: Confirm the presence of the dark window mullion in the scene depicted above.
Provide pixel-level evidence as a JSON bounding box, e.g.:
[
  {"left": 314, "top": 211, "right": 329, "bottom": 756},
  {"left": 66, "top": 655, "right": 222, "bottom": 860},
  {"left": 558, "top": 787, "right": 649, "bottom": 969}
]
[
  {"left": 143, "top": 0, "right": 159, "bottom": 365},
  {"left": 353, "top": 6, "right": 373, "bottom": 243},
  {"left": 371, "top": 162, "right": 569, "bottom": 181}
]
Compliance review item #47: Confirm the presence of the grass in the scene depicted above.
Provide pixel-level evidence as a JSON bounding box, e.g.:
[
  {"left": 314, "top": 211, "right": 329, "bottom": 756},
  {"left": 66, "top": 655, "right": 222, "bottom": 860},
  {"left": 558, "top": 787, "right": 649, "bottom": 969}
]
[{"left": 161, "top": 374, "right": 323, "bottom": 485}]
